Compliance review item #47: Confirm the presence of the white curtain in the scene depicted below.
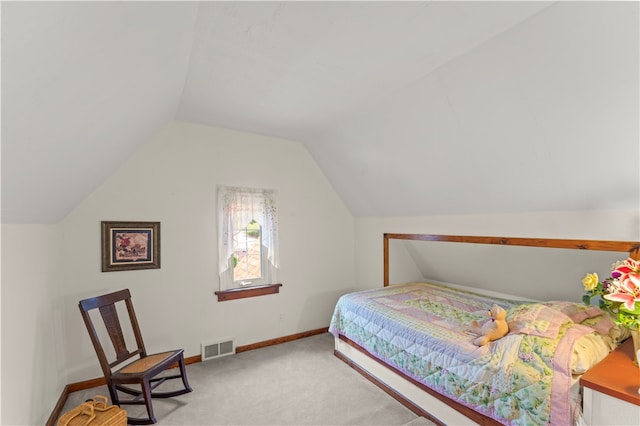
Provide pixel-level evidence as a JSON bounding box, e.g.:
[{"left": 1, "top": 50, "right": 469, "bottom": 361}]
[{"left": 217, "top": 186, "right": 279, "bottom": 289}]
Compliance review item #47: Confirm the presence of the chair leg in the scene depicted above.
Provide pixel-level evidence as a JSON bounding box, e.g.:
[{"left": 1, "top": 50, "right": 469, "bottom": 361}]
[
  {"left": 141, "top": 378, "right": 156, "bottom": 425},
  {"left": 125, "top": 378, "right": 156, "bottom": 425},
  {"left": 178, "top": 355, "right": 193, "bottom": 393},
  {"left": 107, "top": 381, "right": 120, "bottom": 406}
]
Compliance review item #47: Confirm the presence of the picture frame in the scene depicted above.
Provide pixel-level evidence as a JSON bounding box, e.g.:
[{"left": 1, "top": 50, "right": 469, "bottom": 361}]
[{"left": 101, "top": 221, "right": 161, "bottom": 272}]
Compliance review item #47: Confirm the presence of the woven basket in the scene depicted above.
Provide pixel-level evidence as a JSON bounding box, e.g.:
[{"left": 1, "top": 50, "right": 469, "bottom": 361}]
[{"left": 57, "top": 396, "right": 127, "bottom": 426}]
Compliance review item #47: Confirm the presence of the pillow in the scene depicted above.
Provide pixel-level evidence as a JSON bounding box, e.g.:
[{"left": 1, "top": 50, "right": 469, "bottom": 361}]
[
  {"left": 506, "top": 303, "right": 572, "bottom": 339},
  {"left": 544, "top": 301, "right": 615, "bottom": 336},
  {"left": 571, "top": 333, "right": 616, "bottom": 374}
]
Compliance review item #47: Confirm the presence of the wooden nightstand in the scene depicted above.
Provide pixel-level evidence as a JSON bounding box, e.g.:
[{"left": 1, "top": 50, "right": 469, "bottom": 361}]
[{"left": 580, "top": 338, "right": 640, "bottom": 425}]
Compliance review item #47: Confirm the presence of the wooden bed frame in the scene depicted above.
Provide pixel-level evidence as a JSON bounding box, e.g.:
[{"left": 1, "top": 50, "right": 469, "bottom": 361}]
[{"left": 335, "top": 233, "right": 640, "bottom": 426}]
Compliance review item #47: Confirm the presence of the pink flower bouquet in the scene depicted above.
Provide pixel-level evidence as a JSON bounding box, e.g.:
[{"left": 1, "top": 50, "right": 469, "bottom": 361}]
[{"left": 582, "top": 258, "right": 640, "bottom": 330}]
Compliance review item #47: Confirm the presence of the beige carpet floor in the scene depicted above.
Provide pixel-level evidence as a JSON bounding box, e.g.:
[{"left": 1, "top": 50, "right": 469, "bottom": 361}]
[{"left": 59, "top": 332, "right": 436, "bottom": 425}]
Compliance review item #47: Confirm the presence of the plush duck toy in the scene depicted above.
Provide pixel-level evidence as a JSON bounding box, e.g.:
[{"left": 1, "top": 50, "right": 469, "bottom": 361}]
[{"left": 469, "top": 304, "right": 509, "bottom": 346}]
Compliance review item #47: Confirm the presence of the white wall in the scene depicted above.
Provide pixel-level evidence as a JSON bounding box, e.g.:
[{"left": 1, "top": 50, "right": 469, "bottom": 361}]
[
  {"left": 1, "top": 225, "right": 67, "bottom": 425},
  {"left": 0, "top": 121, "right": 356, "bottom": 425},
  {"left": 355, "top": 209, "right": 640, "bottom": 299},
  {"left": 59, "top": 121, "right": 356, "bottom": 383}
]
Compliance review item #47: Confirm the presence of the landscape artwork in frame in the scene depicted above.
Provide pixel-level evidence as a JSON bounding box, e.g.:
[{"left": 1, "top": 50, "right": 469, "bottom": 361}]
[{"left": 101, "top": 221, "right": 161, "bottom": 272}]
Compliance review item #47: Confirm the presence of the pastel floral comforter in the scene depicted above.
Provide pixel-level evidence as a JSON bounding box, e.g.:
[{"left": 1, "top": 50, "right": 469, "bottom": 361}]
[{"left": 329, "top": 282, "right": 612, "bottom": 426}]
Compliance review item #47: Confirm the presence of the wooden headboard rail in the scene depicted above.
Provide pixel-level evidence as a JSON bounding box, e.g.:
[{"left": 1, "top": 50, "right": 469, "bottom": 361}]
[{"left": 383, "top": 233, "right": 640, "bottom": 286}]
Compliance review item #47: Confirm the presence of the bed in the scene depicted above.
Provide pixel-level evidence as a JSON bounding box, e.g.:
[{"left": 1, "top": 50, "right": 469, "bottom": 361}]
[{"left": 329, "top": 234, "right": 640, "bottom": 426}]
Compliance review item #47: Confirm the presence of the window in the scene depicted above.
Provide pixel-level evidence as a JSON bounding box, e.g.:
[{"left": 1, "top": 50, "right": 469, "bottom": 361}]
[{"left": 217, "top": 186, "right": 279, "bottom": 292}]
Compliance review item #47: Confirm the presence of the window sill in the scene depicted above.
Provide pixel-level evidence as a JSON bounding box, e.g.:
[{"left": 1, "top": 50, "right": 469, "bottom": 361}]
[{"left": 215, "top": 283, "right": 283, "bottom": 302}]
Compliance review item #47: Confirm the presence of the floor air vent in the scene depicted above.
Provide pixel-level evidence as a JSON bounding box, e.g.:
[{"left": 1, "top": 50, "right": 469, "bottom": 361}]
[{"left": 201, "top": 338, "right": 235, "bottom": 361}]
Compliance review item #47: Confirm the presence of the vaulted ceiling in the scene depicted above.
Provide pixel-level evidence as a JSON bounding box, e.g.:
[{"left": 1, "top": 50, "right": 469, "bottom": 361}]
[{"left": 2, "top": 1, "right": 638, "bottom": 224}]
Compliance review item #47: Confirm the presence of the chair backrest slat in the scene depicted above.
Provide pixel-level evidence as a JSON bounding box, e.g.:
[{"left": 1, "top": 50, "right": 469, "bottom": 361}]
[{"left": 98, "top": 304, "right": 129, "bottom": 359}]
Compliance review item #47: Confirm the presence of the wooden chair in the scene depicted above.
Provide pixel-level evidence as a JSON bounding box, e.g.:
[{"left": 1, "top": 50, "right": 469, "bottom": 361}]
[{"left": 79, "top": 289, "right": 192, "bottom": 425}]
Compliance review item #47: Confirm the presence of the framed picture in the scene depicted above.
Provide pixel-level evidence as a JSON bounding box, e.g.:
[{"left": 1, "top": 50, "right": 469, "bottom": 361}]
[{"left": 101, "top": 221, "right": 160, "bottom": 272}]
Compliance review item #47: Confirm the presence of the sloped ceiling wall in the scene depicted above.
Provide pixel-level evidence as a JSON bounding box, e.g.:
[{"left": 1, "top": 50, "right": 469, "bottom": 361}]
[
  {"left": 2, "top": 1, "right": 638, "bottom": 224},
  {"left": 310, "top": 1, "right": 640, "bottom": 216},
  {"left": 2, "top": 2, "right": 199, "bottom": 223}
]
